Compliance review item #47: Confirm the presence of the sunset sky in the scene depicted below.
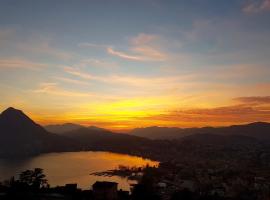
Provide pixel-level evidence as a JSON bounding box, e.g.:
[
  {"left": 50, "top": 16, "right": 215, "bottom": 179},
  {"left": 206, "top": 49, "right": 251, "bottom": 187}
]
[{"left": 0, "top": 0, "right": 270, "bottom": 131}]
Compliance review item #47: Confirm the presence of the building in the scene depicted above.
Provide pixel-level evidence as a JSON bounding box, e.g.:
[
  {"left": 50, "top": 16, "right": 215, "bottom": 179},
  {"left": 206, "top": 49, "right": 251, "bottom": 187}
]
[{"left": 92, "top": 181, "right": 118, "bottom": 200}]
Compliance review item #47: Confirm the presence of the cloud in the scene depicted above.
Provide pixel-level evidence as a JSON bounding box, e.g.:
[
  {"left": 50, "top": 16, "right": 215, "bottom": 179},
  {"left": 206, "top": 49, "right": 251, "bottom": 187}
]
[
  {"left": 0, "top": 28, "right": 73, "bottom": 61},
  {"left": 130, "top": 33, "right": 158, "bottom": 45},
  {"left": 31, "top": 82, "right": 122, "bottom": 102},
  {"left": 32, "top": 82, "right": 92, "bottom": 97},
  {"left": 75, "top": 58, "right": 118, "bottom": 69},
  {"left": 17, "top": 39, "right": 72, "bottom": 60},
  {"left": 107, "top": 33, "right": 167, "bottom": 61},
  {"left": 138, "top": 95, "right": 270, "bottom": 126},
  {"left": 242, "top": 0, "right": 270, "bottom": 13},
  {"left": 63, "top": 66, "right": 196, "bottom": 89},
  {"left": 143, "top": 104, "right": 270, "bottom": 125},
  {"left": 53, "top": 76, "right": 91, "bottom": 86},
  {"left": 107, "top": 45, "right": 166, "bottom": 61},
  {"left": 107, "top": 47, "right": 145, "bottom": 61},
  {"left": 0, "top": 58, "right": 47, "bottom": 70},
  {"left": 64, "top": 66, "right": 98, "bottom": 80},
  {"left": 133, "top": 46, "right": 167, "bottom": 60},
  {"left": 234, "top": 96, "right": 270, "bottom": 104},
  {"left": 78, "top": 43, "right": 108, "bottom": 48},
  {"left": 79, "top": 34, "right": 167, "bottom": 62},
  {"left": 85, "top": 59, "right": 117, "bottom": 68}
]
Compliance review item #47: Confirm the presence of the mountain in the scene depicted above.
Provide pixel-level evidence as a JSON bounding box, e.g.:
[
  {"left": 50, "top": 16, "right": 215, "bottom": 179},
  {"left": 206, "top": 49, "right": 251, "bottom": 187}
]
[
  {"left": 0, "top": 107, "right": 155, "bottom": 158},
  {"left": 88, "top": 125, "right": 108, "bottom": 132},
  {"left": 130, "top": 126, "right": 188, "bottom": 139},
  {"left": 130, "top": 126, "right": 214, "bottom": 139},
  {"left": 0, "top": 107, "right": 80, "bottom": 157},
  {"left": 2, "top": 107, "right": 270, "bottom": 162},
  {"left": 60, "top": 127, "right": 154, "bottom": 154},
  {"left": 130, "top": 122, "right": 270, "bottom": 140},
  {"left": 44, "top": 123, "right": 84, "bottom": 134},
  {"left": 44, "top": 123, "right": 108, "bottom": 134}
]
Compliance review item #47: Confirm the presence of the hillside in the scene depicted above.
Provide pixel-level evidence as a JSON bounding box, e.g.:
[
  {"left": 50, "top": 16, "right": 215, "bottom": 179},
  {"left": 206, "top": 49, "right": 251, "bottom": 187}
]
[
  {"left": 130, "top": 122, "right": 270, "bottom": 140},
  {"left": 0, "top": 107, "right": 80, "bottom": 157}
]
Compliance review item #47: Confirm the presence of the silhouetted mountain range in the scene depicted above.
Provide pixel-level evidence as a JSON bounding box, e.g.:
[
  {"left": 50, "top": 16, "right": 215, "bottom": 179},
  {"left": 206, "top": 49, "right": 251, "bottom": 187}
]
[
  {"left": 44, "top": 123, "right": 84, "bottom": 134},
  {"left": 0, "top": 108, "right": 152, "bottom": 157},
  {"left": 130, "top": 122, "right": 270, "bottom": 141},
  {"left": 0, "top": 107, "right": 79, "bottom": 157},
  {"left": 61, "top": 127, "right": 153, "bottom": 153},
  {"left": 44, "top": 123, "right": 108, "bottom": 134},
  {"left": 1, "top": 107, "right": 270, "bottom": 160}
]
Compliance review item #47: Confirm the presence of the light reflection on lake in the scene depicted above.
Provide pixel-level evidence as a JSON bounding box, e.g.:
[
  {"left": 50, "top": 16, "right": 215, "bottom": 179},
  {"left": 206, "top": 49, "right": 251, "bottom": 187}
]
[{"left": 0, "top": 151, "right": 158, "bottom": 191}]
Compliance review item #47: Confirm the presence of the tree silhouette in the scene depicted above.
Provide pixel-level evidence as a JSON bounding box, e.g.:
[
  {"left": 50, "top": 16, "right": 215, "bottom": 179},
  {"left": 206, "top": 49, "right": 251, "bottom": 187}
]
[{"left": 19, "top": 168, "right": 48, "bottom": 189}]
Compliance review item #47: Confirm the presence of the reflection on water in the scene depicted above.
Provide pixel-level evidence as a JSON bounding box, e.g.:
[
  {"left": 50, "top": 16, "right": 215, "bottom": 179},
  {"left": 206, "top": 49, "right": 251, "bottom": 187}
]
[{"left": 0, "top": 151, "right": 158, "bottom": 191}]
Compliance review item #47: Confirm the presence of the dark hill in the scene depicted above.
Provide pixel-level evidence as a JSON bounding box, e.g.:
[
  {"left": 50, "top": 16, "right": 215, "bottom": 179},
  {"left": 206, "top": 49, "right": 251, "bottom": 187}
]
[
  {"left": 0, "top": 107, "right": 79, "bottom": 157},
  {"left": 130, "top": 122, "right": 270, "bottom": 141},
  {"left": 61, "top": 127, "right": 154, "bottom": 154},
  {"left": 44, "top": 123, "right": 84, "bottom": 134},
  {"left": 44, "top": 123, "right": 108, "bottom": 134},
  {"left": 0, "top": 107, "right": 156, "bottom": 158}
]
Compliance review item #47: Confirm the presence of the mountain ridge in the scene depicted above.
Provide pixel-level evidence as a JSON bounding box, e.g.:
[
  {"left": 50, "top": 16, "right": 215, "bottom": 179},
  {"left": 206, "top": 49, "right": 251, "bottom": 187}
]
[
  {"left": 130, "top": 122, "right": 270, "bottom": 140},
  {"left": 0, "top": 107, "right": 80, "bottom": 157},
  {"left": 1, "top": 107, "right": 270, "bottom": 160}
]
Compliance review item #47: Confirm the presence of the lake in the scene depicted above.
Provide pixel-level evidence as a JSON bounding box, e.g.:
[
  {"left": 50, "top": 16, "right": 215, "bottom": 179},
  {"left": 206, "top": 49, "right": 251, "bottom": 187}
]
[{"left": 0, "top": 151, "right": 158, "bottom": 191}]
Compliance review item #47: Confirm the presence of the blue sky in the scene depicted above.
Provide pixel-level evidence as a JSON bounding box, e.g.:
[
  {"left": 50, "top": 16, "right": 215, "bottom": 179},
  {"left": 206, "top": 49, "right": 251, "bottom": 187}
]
[{"left": 0, "top": 0, "right": 270, "bottom": 131}]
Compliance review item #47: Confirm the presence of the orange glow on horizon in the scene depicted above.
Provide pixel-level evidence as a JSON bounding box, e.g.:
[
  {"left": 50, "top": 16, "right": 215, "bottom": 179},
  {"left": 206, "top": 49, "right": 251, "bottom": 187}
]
[{"left": 2, "top": 94, "right": 270, "bottom": 133}]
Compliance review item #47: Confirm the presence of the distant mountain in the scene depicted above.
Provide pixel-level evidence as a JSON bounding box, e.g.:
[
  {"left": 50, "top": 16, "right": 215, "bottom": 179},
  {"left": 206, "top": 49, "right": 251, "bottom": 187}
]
[
  {"left": 44, "top": 123, "right": 84, "bottom": 134},
  {"left": 0, "top": 107, "right": 80, "bottom": 157},
  {"left": 61, "top": 127, "right": 154, "bottom": 154},
  {"left": 44, "top": 123, "right": 109, "bottom": 134},
  {"left": 2, "top": 107, "right": 270, "bottom": 163},
  {"left": 130, "top": 126, "right": 215, "bottom": 139},
  {"left": 130, "top": 126, "right": 188, "bottom": 139},
  {"left": 130, "top": 122, "right": 270, "bottom": 141},
  {"left": 88, "top": 125, "right": 108, "bottom": 132},
  {"left": 0, "top": 107, "right": 155, "bottom": 157}
]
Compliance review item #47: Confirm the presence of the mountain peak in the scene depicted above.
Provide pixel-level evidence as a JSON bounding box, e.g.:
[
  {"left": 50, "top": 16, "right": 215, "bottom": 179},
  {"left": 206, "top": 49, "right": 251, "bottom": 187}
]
[
  {"left": 0, "top": 107, "right": 38, "bottom": 129},
  {"left": 1, "top": 107, "right": 29, "bottom": 119},
  {"left": 247, "top": 121, "right": 270, "bottom": 126},
  {"left": 2, "top": 107, "right": 23, "bottom": 114}
]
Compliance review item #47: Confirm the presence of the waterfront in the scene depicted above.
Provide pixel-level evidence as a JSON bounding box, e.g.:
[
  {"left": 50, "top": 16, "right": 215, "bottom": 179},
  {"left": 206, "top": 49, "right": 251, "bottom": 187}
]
[{"left": 0, "top": 151, "right": 158, "bottom": 191}]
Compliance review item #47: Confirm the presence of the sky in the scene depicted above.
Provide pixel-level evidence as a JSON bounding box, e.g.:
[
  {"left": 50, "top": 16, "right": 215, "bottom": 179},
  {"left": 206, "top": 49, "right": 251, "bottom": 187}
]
[{"left": 0, "top": 0, "right": 270, "bottom": 131}]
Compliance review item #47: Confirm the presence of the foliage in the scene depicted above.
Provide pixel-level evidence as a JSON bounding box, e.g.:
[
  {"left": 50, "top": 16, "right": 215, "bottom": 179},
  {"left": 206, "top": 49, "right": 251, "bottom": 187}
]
[{"left": 19, "top": 168, "right": 48, "bottom": 189}]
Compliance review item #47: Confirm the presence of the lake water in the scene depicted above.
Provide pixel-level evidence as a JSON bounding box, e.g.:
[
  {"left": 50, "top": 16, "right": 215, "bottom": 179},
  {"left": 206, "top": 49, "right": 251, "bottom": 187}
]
[{"left": 0, "top": 151, "right": 158, "bottom": 191}]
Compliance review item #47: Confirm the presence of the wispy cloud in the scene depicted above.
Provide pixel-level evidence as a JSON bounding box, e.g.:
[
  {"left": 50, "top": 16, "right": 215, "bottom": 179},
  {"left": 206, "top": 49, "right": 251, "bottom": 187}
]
[
  {"left": 107, "top": 47, "right": 145, "bottom": 61},
  {"left": 78, "top": 42, "right": 108, "bottom": 48},
  {"left": 242, "top": 0, "right": 270, "bottom": 14},
  {"left": 31, "top": 82, "right": 122, "bottom": 102},
  {"left": 64, "top": 67, "right": 97, "bottom": 80},
  {"left": 63, "top": 66, "right": 196, "bottom": 89},
  {"left": 142, "top": 104, "right": 270, "bottom": 126},
  {"left": 131, "top": 33, "right": 157, "bottom": 45},
  {"left": 0, "top": 58, "right": 47, "bottom": 70},
  {"left": 32, "top": 82, "right": 92, "bottom": 97},
  {"left": 138, "top": 95, "right": 270, "bottom": 126},
  {"left": 53, "top": 76, "right": 91, "bottom": 86},
  {"left": 107, "top": 45, "right": 167, "bottom": 61},
  {"left": 234, "top": 96, "right": 270, "bottom": 104},
  {"left": 17, "top": 39, "right": 73, "bottom": 60},
  {"left": 73, "top": 58, "right": 118, "bottom": 69},
  {"left": 106, "top": 33, "right": 167, "bottom": 61}
]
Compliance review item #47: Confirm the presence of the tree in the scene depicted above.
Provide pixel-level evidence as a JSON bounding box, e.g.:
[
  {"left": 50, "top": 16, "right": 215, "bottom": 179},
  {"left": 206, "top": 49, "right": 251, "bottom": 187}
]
[{"left": 19, "top": 168, "right": 48, "bottom": 189}]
